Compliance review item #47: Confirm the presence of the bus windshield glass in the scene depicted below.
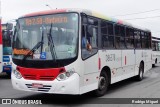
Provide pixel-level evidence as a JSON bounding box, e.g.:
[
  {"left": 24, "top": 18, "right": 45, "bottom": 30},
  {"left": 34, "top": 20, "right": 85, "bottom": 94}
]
[
  {"left": 13, "top": 13, "right": 79, "bottom": 61},
  {"left": 2, "top": 30, "right": 12, "bottom": 55}
]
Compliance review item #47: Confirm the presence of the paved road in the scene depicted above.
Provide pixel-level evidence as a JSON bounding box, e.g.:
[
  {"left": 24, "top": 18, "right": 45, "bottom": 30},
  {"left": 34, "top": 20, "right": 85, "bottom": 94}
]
[{"left": 0, "top": 65, "right": 160, "bottom": 107}]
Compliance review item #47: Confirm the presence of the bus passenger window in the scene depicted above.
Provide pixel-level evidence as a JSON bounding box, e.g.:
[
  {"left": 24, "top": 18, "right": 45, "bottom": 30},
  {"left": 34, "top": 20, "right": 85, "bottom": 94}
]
[
  {"left": 126, "top": 28, "right": 134, "bottom": 48},
  {"left": 115, "top": 25, "right": 125, "bottom": 49},
  {"left": 134, "top": 31, "right": 141, "bottom": 48},
  {"left": 115, "top": 37, "right": 120, "bottom": 48},
  {"left": 101, "top": 21, "right": 114, "bottom": 48}
]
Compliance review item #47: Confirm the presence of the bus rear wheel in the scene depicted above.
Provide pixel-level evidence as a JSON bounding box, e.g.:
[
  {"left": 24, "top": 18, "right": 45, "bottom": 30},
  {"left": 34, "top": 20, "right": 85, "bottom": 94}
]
[
  {"left": 94, "top": 71, "right": 109, "bottom": 97},
  {"left": 136, "top": 63, "right": 144, "bottom": 81},
  {"left": 152, "top": 59, "right": 157, "bottom": 67}
]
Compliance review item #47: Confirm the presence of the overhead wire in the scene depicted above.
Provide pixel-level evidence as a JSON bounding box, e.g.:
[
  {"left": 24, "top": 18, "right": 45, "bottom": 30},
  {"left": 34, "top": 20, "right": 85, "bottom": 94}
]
[
  {"left": 111, "top": 8, "right": 160, "bottom": 20},
  {"left": 124, "top": 15, "right": 160, "bottom": 20},
  {"left": 111, "top": 8, "right": 160, "bottom": 37},
  {"left": 112, "top": 8, "right": 160, "bottom": 17}
]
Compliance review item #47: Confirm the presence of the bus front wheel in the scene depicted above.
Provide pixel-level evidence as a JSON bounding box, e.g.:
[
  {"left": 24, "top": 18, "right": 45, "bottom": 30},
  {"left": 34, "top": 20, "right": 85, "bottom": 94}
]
[{"left": 94, "top": 71, "right": 109, "bottom": 97}]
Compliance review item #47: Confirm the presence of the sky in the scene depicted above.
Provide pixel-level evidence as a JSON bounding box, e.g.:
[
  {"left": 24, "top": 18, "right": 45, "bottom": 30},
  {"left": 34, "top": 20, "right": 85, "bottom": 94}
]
[{"left": 1, "top": 0, "right": 160, "bottom": 37}]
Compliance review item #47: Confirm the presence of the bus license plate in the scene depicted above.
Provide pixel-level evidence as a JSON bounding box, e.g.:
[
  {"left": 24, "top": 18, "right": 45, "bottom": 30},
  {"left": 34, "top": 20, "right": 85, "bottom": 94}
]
[{"left": 32, "top": 83, "right": 43, "bottom": 88}]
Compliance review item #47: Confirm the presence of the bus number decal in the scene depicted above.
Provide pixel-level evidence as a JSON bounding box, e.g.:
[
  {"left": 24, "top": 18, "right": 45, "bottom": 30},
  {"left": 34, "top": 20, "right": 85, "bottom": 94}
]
[{"left": 106, "top": 54, "right": 115, "bottom": 62}]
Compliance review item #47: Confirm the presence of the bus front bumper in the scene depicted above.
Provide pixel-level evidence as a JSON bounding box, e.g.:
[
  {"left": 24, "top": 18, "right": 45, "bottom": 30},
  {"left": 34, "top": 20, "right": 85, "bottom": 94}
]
[{"left": 11, "top": 73, "right": 80, "bottom": 95}]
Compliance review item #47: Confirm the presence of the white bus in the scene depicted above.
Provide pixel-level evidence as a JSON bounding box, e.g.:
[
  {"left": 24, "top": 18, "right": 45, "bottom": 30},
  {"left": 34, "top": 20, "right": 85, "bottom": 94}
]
[
  {"left": 152, "top": 37, "right": 160, "bottom": 66},
  {"left": 0, "top": 17, "right": 3, "bottom": 73},
  {"left": 11, "top": 9, "right": 152, "bottom": 96}
]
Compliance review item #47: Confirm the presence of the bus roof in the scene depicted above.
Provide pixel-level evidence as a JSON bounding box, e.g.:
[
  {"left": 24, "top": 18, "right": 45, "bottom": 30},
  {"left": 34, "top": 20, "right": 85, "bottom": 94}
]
[{"left": 21, "top": 8, "right": 150, "bottom": 32}]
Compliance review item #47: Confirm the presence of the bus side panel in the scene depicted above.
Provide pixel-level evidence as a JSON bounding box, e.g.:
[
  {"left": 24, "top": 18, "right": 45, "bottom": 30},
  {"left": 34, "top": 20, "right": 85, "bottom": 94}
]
[
  {"left": 99, "top": 50, "right": 123, "bottom": 84},
  {"left": 121, "top": 49, "right": 135, "bottom": 79},
  {"left": 144, "top": 50, "right": 152, "bottom": 72}
]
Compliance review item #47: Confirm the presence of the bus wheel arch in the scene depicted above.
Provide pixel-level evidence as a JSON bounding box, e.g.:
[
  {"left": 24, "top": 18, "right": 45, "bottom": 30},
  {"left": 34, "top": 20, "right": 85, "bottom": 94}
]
[
  {"left": 93, "top": 66, "right": 111, "bottom": 97},
  {"left": 101, "top": 66, "right": 111, "bottom": 84},
  {"left": 136, "top": 61, "right": 144, "bottom": 81}
]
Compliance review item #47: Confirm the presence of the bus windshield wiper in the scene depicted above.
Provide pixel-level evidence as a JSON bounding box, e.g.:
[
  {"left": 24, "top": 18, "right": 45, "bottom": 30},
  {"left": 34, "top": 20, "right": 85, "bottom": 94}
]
[
  {"left": 22, "top": 41, "right": 43, "bottom": 62},
  {"left": 47, "top": 23, "right": 57, "bottom": 62},
  {"left": 22, "top": 26, "right": 44, "bottom": 62}
]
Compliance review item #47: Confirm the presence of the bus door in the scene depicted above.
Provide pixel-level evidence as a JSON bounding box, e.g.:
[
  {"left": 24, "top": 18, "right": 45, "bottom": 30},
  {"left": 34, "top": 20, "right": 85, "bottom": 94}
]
[{"left": 81, "top": 17, "right": 99, "bottom": 87}]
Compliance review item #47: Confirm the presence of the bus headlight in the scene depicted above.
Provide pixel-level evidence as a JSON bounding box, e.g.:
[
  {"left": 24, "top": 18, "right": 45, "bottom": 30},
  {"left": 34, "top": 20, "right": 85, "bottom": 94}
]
[
  {"left": 13, "top": 69, "right": 22, "bottom": 79},
  {"left": 57, "top": 69, "right": 75, "bottom": 81}
]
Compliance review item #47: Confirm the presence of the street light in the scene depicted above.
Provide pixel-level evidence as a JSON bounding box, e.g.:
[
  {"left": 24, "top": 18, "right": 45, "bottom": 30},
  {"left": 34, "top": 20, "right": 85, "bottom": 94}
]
[{"left": 46, "top": 4, "right": 53, "bottom": 10}]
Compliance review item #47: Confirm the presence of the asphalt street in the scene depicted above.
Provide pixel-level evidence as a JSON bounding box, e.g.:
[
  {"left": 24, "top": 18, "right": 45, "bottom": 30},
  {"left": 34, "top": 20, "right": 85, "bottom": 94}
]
[{"left": 0, "top": 65, "right": 160, "bottom": 107}]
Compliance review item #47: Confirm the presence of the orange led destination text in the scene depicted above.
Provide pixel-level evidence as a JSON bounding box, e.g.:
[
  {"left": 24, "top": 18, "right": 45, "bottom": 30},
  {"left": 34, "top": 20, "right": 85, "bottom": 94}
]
[{"left": 25, "top": 16, "right": 68, "bottom": 26}]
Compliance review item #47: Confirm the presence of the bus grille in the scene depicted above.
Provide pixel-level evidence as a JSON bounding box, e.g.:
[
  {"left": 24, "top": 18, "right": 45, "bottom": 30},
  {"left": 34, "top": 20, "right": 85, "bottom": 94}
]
[
  {"left": 24, "top": 75, "right": 36, "bottom": 80},
  {"left": 39, "top": 76, "right": 55, "bottom": 80},
  {"left": 23, "top": 75, "right": 54, "bottom": 81},
  {"left": 25, "top": 84, "right": 52, "bottom": 92}
]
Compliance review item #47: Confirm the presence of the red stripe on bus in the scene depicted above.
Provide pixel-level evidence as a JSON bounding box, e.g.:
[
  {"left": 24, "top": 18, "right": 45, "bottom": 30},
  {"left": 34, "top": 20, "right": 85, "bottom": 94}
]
[
  {"left": 17, "top": 66, "right": 65, "bottom": 81},
  {"left": 125, "top": 56, "right": 127, "bottom": 65}
]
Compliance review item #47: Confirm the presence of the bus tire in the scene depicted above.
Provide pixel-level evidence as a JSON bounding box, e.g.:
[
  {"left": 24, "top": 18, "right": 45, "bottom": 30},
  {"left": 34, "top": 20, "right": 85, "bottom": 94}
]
[
  {"left": 136, "top": 63, "right": 144, "bottom": 81},
  {"left": 153, "top": 59, "right": 157, "bottom": 67},
  {"left": 94, "top": 71, "right": 109, "bottom": 97},
  {"left": 155, "top": 58, "right": 157, "bottom": 64}
]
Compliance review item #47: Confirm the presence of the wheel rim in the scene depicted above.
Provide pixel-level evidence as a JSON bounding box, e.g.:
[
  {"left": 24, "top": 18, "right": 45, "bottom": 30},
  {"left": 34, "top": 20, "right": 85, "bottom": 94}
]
[{"left": 98, "top": 76, "right": 106, "bottom": 91}]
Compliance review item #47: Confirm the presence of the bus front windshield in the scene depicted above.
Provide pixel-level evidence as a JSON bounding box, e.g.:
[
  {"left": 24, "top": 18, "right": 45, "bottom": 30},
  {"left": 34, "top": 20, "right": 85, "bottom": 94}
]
[
  {"left": 13, "top": 13, "right": 79, "bottom": 61},
  {"left": 2, "top": 30, "right": 12, "bottom": 55}
]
